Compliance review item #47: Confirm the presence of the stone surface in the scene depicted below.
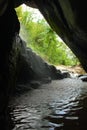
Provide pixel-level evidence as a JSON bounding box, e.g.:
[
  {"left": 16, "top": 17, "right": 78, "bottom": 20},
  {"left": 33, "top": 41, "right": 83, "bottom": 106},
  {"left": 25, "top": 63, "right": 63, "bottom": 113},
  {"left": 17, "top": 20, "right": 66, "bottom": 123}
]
[
  {"left": 78, "top": 74, "right": 87, "bottom": 82},
  {"left": 16, "top": 37, "right": 64, "bottom": 85},
  {"left": 0, "top": 1, "right": 20, "bottom": 127}
]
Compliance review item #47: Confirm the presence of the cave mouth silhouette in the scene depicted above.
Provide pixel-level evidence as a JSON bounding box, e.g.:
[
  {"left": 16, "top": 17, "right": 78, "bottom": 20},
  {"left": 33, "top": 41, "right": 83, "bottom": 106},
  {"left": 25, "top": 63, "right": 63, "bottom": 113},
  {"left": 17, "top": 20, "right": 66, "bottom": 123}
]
[{"left": 16, "top": 4, "right": 80, "bottom": 70}]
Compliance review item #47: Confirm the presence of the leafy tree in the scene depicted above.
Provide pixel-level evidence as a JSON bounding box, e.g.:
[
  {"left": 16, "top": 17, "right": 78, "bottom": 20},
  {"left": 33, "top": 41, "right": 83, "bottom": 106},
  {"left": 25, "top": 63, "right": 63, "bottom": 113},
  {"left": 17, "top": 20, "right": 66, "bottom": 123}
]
[{"left": 15, "top": 6, "right": 80, "bottom": 66}]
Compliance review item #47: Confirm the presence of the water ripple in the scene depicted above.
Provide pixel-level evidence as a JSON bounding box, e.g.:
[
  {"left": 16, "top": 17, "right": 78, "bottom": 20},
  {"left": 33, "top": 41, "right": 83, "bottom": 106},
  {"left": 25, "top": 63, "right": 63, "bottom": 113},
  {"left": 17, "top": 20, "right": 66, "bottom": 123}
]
[{"left": 9, "top": 79, "right": 87, "bottom": 130}]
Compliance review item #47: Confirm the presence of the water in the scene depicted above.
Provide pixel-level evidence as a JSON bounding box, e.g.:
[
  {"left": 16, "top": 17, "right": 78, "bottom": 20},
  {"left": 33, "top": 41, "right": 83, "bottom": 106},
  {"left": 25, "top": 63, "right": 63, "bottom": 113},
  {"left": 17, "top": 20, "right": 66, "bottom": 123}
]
[{"left": 9, "top": 78, "right": 87, "bottom": 130}]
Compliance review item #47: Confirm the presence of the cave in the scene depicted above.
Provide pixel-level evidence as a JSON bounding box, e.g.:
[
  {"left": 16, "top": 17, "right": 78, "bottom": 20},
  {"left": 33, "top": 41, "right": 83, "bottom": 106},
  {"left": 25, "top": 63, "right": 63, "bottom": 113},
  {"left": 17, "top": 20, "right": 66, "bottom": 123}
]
[{"left": 0, "top": 0, "right": 87, "bottom": 129}]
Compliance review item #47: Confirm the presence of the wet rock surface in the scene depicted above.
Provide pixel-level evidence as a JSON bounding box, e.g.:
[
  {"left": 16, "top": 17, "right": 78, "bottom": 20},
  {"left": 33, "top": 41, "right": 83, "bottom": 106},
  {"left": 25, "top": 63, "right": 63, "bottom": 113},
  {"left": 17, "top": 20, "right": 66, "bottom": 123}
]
[{"left": 78, "top": 74, "right": 87, "bottom": 82}]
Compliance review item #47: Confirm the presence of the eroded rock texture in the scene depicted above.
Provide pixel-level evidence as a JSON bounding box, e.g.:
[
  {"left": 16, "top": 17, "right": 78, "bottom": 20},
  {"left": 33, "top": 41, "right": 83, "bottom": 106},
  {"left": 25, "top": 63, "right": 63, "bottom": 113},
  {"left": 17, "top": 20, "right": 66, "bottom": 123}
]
[{"left": 0, "top": 1, "right": 20, "bottom": 127}]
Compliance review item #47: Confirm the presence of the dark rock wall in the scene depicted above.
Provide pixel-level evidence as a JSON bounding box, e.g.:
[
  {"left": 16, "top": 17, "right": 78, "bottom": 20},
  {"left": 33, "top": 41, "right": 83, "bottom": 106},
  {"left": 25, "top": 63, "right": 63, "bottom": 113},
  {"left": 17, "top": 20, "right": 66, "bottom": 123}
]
[
  {"left": 0, "top": 1, "right": 20, "bottom": 123},
  {"left": 33, "top": 0, "right": 87, "bottom": 71}
]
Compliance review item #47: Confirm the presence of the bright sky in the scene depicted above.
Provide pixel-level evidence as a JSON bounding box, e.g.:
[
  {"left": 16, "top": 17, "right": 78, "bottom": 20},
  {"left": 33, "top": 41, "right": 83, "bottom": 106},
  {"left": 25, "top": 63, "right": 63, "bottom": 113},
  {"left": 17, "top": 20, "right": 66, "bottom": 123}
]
[{"left": 22, "top": 4, "right": 44, "bottom": 21}]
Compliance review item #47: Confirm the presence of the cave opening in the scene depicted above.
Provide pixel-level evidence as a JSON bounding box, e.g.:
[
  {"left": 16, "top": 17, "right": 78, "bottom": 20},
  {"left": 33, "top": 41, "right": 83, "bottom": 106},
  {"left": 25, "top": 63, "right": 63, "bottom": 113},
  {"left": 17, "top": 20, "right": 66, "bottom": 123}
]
[
  {"left": 15, "top": 4, "right": 85, "bottom": 75},
  {"left": 1, "top": 1, "right": 87, "bottom": 129}
]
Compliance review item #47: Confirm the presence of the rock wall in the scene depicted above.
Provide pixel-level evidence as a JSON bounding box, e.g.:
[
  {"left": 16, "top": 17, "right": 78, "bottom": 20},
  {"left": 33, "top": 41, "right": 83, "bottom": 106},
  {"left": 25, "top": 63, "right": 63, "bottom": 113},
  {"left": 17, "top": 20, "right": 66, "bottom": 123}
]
[
  {"left": 16, "top": 38, "right": 64, "bottom": 85},
  {"left": 0, "top": 1, "right": 20, "bottom": 126}
]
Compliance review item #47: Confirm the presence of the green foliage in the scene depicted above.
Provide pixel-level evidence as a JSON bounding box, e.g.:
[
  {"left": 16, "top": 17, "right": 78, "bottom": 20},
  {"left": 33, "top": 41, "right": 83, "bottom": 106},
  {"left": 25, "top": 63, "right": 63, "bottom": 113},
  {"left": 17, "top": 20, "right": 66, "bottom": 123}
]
[{"left": 15, "top": 6, "right": 79, "bottom": 66}]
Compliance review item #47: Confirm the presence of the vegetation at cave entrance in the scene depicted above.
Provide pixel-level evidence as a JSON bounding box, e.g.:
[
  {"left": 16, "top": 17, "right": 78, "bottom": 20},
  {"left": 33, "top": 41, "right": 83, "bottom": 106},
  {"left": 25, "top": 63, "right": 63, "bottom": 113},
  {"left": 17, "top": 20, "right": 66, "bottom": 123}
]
[{"left": 15, "top": 5, "right": 79, "bottom": 66}]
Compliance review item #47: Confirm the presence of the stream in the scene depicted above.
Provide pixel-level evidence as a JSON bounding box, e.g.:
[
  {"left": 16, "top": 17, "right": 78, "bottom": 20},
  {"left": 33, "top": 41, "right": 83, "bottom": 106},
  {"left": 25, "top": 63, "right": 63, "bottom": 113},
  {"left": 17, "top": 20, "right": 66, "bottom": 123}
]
[{"left": 9, "top": 78, "right": 87, "bottom": 130}]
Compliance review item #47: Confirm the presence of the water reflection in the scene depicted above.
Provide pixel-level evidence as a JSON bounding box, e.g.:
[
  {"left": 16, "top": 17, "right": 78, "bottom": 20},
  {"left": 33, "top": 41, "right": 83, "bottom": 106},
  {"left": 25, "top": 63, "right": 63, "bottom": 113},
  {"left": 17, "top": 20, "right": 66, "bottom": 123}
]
[{"left": 8, "top": 79, "right": 87, "bottom": 130}]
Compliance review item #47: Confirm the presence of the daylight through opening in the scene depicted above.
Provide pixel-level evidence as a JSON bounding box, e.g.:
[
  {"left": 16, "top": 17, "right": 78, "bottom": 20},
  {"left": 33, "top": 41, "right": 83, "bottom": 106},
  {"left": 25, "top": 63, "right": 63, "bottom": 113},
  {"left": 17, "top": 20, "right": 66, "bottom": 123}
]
[{"left": 15, "top": 4, "right": 85, "bottom": 74}]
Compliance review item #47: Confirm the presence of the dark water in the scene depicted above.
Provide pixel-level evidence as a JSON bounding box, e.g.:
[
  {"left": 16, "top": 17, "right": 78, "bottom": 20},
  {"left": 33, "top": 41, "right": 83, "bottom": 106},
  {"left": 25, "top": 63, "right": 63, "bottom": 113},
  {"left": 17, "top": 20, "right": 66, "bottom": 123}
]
[{"left": 9, "top": 78, "right": 87, "bottom": 130}]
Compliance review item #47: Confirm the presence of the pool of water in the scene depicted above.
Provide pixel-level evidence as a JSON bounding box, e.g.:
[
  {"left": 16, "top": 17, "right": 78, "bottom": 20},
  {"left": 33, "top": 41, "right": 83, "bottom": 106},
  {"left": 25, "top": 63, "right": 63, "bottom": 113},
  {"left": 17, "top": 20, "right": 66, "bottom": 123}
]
[{"left": 9, "top": 78, "right": 87, "bottom": 130}]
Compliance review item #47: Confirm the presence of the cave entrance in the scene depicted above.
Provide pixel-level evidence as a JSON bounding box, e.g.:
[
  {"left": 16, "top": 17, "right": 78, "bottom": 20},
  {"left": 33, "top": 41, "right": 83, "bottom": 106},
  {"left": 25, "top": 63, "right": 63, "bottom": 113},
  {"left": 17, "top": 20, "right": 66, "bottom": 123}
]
[{"left": 15, "top": 4, "right": 85, "bottom": 75}]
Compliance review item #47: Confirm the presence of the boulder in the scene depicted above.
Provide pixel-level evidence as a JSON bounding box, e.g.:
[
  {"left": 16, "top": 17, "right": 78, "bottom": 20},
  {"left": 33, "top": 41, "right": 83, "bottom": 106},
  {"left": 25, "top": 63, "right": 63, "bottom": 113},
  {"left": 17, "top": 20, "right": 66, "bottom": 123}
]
[
  {"left": 17, "top": 37, "right": 64, "bottom": 85},
  {"left": 78, "top": 74, "right": 87, "bottom": 82}
]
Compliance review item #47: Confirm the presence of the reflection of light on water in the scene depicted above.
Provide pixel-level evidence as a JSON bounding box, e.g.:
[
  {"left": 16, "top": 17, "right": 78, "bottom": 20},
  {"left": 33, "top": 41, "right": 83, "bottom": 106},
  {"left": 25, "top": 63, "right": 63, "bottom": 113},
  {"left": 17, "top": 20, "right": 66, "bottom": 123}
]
[
  {"left": 49, "top": 122, "right": 64, "bottom": 127},
  {"left": 9, "top": 79, "right": 87, "bottom": 130},
  {"left": 65, "top": 116, "right": 79, "bottom": 120},
  {"left": 49, "top": 128, "right": 54, "bottom": 130}
]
